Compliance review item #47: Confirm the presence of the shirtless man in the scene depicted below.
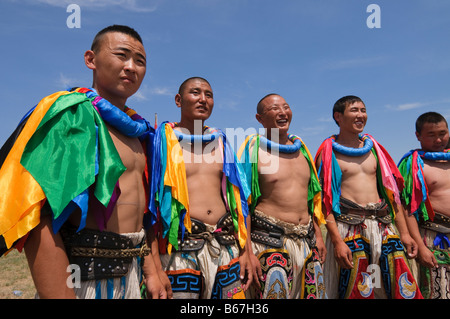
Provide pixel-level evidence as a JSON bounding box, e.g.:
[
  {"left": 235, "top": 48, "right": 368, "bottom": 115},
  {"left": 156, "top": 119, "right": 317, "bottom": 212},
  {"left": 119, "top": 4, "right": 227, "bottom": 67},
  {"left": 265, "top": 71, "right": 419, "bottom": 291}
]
[
  {"left": 398, "top": 111, "right": 450, "bottom": 298},
  {"left": 0, "top": 25, "right": 166, "bottom": 298},
  {"left": 153, "top": 77, "right": 252, "bottom": 299},
  {"left": 315, "top": 95, "right": 422, "bottom": 299},
  {"left": 238, "top": 94, "right": 326, "bottom": 299}
]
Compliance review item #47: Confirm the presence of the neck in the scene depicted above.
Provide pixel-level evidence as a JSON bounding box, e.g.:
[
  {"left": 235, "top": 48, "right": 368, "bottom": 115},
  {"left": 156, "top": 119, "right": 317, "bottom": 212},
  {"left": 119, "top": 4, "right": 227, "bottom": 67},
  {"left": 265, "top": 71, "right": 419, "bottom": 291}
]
[
  {"left": 92, "top": 85, "right": 127, "bottom": 111},
  {"left": 177, "top": 119, "right": 205, "bottom": 135},
  {"left": 266, "top": 129, "right": 289, "bottom": 144},
  {"left": 335, "top": 131, "right": 362, "bottom": 147}
]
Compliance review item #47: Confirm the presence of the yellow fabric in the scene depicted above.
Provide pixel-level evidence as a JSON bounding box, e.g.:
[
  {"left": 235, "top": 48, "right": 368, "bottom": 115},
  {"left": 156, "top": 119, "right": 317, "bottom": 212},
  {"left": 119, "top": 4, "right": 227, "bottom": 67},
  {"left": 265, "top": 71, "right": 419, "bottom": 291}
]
[
  {"left": 0, "top": 91, "right": 71, "bottom": 248},
  {"left": 163, "top": 125, "right": 191, "bottom": 233}
]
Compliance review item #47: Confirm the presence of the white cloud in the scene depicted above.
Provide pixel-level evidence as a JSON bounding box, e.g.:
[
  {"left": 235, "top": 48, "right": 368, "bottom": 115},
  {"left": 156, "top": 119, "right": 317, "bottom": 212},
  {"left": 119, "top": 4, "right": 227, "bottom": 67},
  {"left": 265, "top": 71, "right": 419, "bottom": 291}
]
[
  {"left": 35, "top": 0, "right": 158, "bottom": 13},
  {"left": 385, "top": 102, "right": 427, "bottom": 111},
  {"left": 57, "top": 73, "right": 87, "bottom": 89},
  {"left": 128, "top": 85, "right": 174, "bottom": 102},
  {"left": 385, "top": 98, "right": 450, "bottom": 111}
]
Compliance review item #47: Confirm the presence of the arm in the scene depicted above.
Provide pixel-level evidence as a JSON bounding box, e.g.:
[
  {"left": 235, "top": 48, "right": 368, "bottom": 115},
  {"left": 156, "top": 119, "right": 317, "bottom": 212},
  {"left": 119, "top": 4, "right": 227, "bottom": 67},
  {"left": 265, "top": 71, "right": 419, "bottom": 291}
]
[
  {"left": 325, "top": 214, "right": 354, "bottom": 269},
  {"left": 142, "top": 227, "right": 172, "bottom": 299},
  {"left": 238, "top": 219, "right": 253, "bottom": 292},
  {"left": 313, "top": 217, "right": 326, "bottom": 263},
  {"left": 24, "top": 215, "right": 76, "bottom": 299},
  {"left": 403, "top": 208, "right": 437, "bottom": 268},
  {"left": 315, "top": 153, "right": 352, "bottom": 269},
  {"left": 393, "top": 203, "right": 418, "bottom": 258},
  {"left": 244, "top": 215, "right": 262, "bottom": 290}
]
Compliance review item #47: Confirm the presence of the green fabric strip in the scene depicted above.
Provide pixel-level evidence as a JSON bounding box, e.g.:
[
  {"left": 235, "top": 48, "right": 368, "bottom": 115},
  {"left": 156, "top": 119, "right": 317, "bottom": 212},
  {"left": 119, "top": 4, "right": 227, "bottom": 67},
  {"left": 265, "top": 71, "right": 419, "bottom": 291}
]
[{"left": 21, "top": 93, "right": 125, "bottom": 218}]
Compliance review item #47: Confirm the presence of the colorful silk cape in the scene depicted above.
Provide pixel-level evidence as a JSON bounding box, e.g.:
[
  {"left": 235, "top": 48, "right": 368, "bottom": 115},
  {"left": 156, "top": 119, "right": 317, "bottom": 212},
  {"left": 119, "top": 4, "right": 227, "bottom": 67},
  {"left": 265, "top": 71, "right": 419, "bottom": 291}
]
[
  {"left": 397, "top": 149, "right": 450, "bottom": 222},
  {"left": 315, "top": 134, "right": 404, "bottom": 219},
  {"left": 0, "top": 88, "right": 154, "bottom": 256},
  {"left": 149, "top": 122, "right": 251, "bottom": 254},
  {"left": 237, "top": 134, "right": 325, "bottom": 225}
]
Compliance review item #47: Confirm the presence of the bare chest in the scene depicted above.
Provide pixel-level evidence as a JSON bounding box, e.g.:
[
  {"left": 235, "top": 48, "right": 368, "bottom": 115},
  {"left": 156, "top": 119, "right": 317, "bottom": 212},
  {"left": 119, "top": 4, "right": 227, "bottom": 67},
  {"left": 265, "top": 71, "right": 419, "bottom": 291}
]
[
  {"left": 181, "top": 141, "right": 223, "bottom": 178},
  {"left": 336, "top": 152, "right": 377, "bottom": 177},
  {"left": 107, "top": 125, "right": 146, "bottom": 173},
  {"left": 423, "top": 160, "right": 450, "bottom": 193},
  {"left": 258, "top": 149, "right": 310, "bottom": 185}
]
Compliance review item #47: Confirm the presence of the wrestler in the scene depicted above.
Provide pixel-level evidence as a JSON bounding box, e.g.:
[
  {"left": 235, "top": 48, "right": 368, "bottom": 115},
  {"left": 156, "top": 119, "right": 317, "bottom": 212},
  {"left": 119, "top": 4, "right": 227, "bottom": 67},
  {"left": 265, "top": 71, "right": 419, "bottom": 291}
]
[
  {"left": 150, "top": 77, "right": 253, "bottom": 299},
  {"left": 398, "top": 111, "right": 450, "bottom": 298},
  {"left": 238, "top": 94, "right": 327, "bottom": 299},
  {"left": 0, "top": 25, "right": 168, "bottom": 299},
  {"left": 315, "top": 95, "right": 422, "bottom": 299}
]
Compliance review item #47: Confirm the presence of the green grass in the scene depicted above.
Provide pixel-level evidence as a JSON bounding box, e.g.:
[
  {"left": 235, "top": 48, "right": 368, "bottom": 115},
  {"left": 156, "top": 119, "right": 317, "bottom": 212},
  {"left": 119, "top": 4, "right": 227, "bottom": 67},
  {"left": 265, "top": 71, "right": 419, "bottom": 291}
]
[{"left": 0, "top": 250, "right": 35, "bottom": 299}]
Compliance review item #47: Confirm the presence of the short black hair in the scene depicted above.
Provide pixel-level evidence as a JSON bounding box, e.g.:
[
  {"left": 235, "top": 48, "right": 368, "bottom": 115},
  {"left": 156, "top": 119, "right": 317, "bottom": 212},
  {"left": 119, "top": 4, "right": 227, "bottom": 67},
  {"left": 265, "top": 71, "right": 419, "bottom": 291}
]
[
  {"left": 257, "top": 93, "right": 280, "bottom": 115},
  {"left": 415, "top": 111, "right": 448, "bottom": 134},
  {"left": 178, "top": 77, "right": 211, "bottom": 95},
  {"left": 332, "top": 95, "right": 364, "bottom": 126},
  {"left": 91, "top": 25, "right": 143, "bottom": 52}
]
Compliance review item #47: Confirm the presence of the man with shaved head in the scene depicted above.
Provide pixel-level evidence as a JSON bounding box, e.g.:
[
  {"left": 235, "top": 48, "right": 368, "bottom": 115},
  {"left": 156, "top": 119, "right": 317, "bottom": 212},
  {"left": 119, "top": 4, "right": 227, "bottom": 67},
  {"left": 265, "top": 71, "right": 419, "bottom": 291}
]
[{"left": 0, "top": 25, "right": 168, "bottom": 299}]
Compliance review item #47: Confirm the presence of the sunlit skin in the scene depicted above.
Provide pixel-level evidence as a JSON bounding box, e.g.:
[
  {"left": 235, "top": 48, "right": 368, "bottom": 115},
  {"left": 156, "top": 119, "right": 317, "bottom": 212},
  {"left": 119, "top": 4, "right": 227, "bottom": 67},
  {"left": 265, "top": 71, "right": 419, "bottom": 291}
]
[
  {"left": 25, "top": 31, "right": 171, "bottom": 299},
  {"left": 247, "top": 94, "right": 326, "bottom": 290},
  {"left": 405, "top": 120, "right": 450, "bottom": 269},
  {"left": 316, "top": 101, "right": 417, "bottom": 270},
  {"left": 85, "top": 32, "right": 147, "bottom": 110},
  {"left": 173, "top": 78, "right": 253, "bottom": 291}
]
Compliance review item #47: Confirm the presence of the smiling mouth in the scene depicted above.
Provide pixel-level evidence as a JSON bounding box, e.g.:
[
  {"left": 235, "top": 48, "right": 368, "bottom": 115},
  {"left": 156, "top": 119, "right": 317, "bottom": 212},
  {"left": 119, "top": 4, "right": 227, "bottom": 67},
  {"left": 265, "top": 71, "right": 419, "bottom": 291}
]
[
  {"left": 276, "top": 119, "right": 288, "bottom": 125},
  {"left": 196, "top": 106, "right": 208, "bottom": 112}
]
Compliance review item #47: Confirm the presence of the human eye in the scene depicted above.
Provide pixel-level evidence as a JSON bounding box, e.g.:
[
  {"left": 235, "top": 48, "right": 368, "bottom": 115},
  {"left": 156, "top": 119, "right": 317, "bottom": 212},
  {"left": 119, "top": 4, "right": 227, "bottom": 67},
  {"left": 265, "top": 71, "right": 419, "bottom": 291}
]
[
  {"left": 114, "top": 51, "right": 127, "bottom": 59},
  {"left": 136, "top": 58, "right": 146, "bottom": 66}
]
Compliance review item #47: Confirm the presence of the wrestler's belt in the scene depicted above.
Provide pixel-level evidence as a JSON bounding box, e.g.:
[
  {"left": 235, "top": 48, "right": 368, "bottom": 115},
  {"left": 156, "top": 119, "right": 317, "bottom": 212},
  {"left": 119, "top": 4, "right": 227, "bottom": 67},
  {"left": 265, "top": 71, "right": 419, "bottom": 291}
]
[
  {"left": 420, "top": 213, "right": 450, "bottom": 234},
  {"left": 250, "top": 214, "right": 315, "bottom": 249},
  {"left": 176, "top": 213, "right": 236, "bottom": 252},
  {"left": 60, "top": 225, "right": 150, "bottom": 281},
  {"left": 336, "top": 197, "right": 392, "bottom": 225}
]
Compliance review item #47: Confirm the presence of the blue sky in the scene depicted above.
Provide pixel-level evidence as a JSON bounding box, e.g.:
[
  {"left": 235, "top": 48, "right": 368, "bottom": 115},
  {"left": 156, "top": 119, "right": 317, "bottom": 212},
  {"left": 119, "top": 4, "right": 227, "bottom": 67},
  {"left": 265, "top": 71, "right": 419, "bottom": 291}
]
[{"left": 1, "top": 0, "right": 449, "bottom": 162}]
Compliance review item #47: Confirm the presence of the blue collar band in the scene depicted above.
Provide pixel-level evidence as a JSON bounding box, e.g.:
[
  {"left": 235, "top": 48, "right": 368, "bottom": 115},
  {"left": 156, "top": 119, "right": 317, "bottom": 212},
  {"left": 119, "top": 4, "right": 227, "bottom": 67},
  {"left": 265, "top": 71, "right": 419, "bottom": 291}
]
[
  {"left": 331, "top": 135, "right": 373, "bottom": 156},
  {"left": 85, "top": 89, "right": 150, "bottom": 138},
  {"left": 419, "top": 150, "right": 450, "bottom": 161},
  {"left": 173, "top": 128, "right": 219, "bottom": 143},
  {"left": 259, "top": 135, "right": 302, "bottom": 153}
]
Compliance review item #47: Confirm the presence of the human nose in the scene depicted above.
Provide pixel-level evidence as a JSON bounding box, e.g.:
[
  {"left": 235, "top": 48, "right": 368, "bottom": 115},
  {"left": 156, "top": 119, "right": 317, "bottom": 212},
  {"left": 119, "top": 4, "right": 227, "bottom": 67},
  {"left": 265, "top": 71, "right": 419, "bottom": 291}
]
[
  {"left": 198, "top": 92, "right": 206, "bottom": 103},
  {"left": 124, "top": 58, "right": 137, "bottom": 73}
]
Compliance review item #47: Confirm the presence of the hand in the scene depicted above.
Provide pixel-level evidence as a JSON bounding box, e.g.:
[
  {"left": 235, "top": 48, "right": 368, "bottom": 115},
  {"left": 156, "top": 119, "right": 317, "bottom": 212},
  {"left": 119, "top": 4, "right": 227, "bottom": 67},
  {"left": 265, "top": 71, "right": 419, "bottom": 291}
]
[
  {"left": 400, "top": 234, "right": 418, "bottom": 259},
  {"left": 239, "top": 251, "right": 253, "bottom": 292},
  {"left": 315, "top": 235, "right": 327, "bottom": 264},
  {"left": 158, "top": 268, "right": 173, "bottom": 299},
  {"left": 417, "top": 247, "right": 438, "bottom": 269},
  {"left": 333, "top": 241, "right": 354, "bottom": 269},
  {"left": 248, "top": 251, "right": 263, "bottom": 290},
  {"left": 143, "top": 273, "right": 167, "bottom": 299}
]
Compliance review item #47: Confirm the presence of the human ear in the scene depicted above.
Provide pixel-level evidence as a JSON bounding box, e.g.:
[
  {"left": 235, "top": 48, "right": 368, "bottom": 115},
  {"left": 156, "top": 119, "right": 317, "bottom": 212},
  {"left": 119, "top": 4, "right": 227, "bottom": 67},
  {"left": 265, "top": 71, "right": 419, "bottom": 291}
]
[
  {"left": 334, "top": 111, "right": 345, "bottom": 127},
  {"left": 255, "top": 113, "right": 263, "bottom": 124},
  {"left": 415, "top": 131, "right": 421, "bottom": 142},
  {"left": 175, "top": 94, "right": 182, "bottom": 108},
  {"left": 84, "top": 50, "right": 96, "bottom": 70}
]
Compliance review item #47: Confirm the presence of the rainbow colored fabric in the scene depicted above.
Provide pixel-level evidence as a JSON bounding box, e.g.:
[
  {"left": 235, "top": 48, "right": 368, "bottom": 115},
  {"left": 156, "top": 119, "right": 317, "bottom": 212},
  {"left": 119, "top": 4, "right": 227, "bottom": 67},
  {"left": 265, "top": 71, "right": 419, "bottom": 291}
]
[
  {"left": 0, "top": 88, "right": 153, "bottom": 255},
  {"left": 237, "top": 134, "right": 325, "bottom": 225},
  {"left": 315, "top": 134, "right": 404, "bottom": 219},
  {"left": 397, "top": 149, "right": 447, "bottom": 222},
  {"left": 149, "top": 122, "right": 251, "bottom": 253}
]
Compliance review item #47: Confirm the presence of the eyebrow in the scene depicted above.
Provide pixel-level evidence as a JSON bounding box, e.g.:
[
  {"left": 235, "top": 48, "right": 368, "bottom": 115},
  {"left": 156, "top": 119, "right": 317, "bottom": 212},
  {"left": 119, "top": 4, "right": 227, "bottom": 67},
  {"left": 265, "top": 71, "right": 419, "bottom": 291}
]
[{"left": 115, "top": 47, "right": 147, "bottom": 62}]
